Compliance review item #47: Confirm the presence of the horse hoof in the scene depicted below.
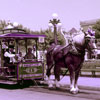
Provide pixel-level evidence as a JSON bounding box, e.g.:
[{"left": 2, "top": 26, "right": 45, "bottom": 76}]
[
  {"left": 48, "top": 84, "right": 53, "bottom": 88},
  {"left": 48, "top": 86, "right": 55, "bottom": 90},
  {"left": 55, "top": 84, "right": 60, "bottom": 88},
  {"left": 70, "top": 88, "right": 79, "bottom": 94},
  {"left": 70, "top": 90, "right": 78, "bottom": 94}
]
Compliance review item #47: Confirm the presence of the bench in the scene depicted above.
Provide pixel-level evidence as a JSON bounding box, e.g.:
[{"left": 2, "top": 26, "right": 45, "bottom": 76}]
[
  {"left": 61, "top": 67, "right": 100, "bottom": 77},
  {"left": 80, "top": 68, "right": 100, "bottom": 77},
  {"left": 81, "top": 60, "right": 100, "bottom": 77},
  {"left": 61, "top": 68, "right": 100, "bottom": 77}
]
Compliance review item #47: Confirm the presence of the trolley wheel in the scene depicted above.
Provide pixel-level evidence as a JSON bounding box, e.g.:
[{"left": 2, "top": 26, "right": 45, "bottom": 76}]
[
  {"left": 17, "top": 80, "right": 25, "bottom": 87},
  {"left": 18, "top": 80, "right": 33, "bottom": 88}
]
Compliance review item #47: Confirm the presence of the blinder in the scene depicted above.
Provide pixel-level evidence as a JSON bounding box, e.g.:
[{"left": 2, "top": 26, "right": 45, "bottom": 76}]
[
  {"left": 85, "top": 35, "right": 91, "bottom": 43},
  {"left": 85, "top": 35, "right": 96, "bottom": 44}
]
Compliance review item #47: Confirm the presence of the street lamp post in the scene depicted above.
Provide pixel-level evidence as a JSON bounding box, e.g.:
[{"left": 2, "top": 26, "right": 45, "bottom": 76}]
[{"left": 49, "top": 13, "right": 61, "bottom": 45}]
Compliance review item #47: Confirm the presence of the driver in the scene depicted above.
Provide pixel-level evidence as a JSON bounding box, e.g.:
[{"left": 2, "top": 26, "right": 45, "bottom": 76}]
[
  {"left": 4, "top": 47, "right": 16, "bottom": 63},
  {"left": 4, "top": 46, "right": 17, "bottom": 75},
  {"left": 17, "top": 52, "right": 24, "bottom": 62}
]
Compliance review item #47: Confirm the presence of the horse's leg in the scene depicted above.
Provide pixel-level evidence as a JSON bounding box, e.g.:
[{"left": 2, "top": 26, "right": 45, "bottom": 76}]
[
  {"left": 68, "top": 65, "right": 76, "bottom": 93},
  {"left": 46, "top": 68, "right": 51, "bottom": 78},
  {"left": 68, "top": 65, "right": 74, "bottom": 89},
  {"left": 74, "top": 70, "right": 80, "bottom": 92},
  {"left": 54, "top": 64, "right": 61, "bottom": 88},
  {"left": 70, "top": 72, "right": 76, "bottom": 92},
  {"left": 46, "top": 65, "right": 54, "bottom": 88},
  {"left": 74, "top": 63, "right": 83, "bottom": 93}
]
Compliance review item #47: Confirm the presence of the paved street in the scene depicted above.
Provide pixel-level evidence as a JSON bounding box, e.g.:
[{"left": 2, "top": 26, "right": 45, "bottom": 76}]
[
  {"left": 0, "top": 88, "right": 90, "bottom": 100},
  {"left": 0, "top": 75, "right": 100, "bottom": 100},
  {"left": 0, "top": 83, "right": 100, "bottom": 100}
]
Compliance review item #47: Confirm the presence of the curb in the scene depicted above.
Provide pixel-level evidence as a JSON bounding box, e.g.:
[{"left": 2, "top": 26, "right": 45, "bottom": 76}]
[{"left": 79, "top": 85, "right": 100, "bottom": 91}]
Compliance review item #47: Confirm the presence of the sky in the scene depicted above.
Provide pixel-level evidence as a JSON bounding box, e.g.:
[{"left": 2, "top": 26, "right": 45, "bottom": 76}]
[{"left": 0, "top": 0, "right": 100, "bottom": 31}]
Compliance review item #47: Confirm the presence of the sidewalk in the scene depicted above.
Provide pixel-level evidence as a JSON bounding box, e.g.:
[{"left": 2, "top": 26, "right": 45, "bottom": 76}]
[{"left": 44, "top": 75, "right": 100, "bottom": 91}]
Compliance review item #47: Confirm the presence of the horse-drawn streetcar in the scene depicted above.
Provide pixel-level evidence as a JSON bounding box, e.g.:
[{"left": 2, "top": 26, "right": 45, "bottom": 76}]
[{"left": 0, "top": 28, "right": 46, "bottom": 85}]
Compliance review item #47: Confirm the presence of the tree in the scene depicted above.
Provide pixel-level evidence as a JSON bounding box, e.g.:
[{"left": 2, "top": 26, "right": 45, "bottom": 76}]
[
  {"left": 0, "top": 20, "right": 8, "bottom": 30},
  {"left": 93, "top": 20, "right": 100, "bottom": 39}
]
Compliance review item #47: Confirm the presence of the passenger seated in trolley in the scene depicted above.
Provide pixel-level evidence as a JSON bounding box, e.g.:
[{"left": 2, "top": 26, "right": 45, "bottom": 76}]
[
  {"left": 24, "top": 48, "right": 36, "bottom": 60},
  {"left": 17, "top": 51, "right": 24, "bottom": 62}
]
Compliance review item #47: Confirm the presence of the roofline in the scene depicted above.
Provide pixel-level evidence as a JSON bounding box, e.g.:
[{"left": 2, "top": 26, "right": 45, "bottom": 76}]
[{"left": 80, "top": 19, "right": 100, "bottom": 26}]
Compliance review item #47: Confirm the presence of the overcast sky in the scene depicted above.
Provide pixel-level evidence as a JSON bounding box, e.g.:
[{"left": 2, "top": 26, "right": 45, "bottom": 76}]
[{"left": 0, "top": 0, "right": 100, "bottom": 31}]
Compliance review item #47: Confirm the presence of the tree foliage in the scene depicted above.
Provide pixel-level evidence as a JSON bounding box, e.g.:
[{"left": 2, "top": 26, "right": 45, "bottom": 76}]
[
  {"left": 0, "top": 20, "right": 7, "bottom": 29},
  {"left": 30, "top": 29, "right": 65, "bottom": 48},
  {"left": 38, "top": 29, "right": 65, "bottom": 48},
  {"left": 93, "top": 20, "right": 100, "bottom": 39}
]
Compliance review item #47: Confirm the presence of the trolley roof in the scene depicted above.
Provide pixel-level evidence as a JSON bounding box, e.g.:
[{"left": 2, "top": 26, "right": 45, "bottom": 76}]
[
  {"left": 0, "top": 29, "right": 46, "bottom": 39},
  {"left": 0, "top": 33, "right": 46, "bottom": 39}
]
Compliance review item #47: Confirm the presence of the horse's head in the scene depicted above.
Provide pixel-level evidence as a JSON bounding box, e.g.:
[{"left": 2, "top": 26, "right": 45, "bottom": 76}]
[
  {"left": 73, "top": 30, "right": 97, "bottom": 56},
  {"left": 84, "top": 33, "right": 97, "bottom": 56}
]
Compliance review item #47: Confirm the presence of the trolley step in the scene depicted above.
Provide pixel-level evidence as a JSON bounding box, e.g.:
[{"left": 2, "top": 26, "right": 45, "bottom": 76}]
[
  {"left": 9, "top": 78, "right": 17, "bottom": 81},
  {"left": 0, "top": 80, "right": 17, "bottom": 84},
  {"left": 5, "top": 75, "right": 15, "bottom": 78}
]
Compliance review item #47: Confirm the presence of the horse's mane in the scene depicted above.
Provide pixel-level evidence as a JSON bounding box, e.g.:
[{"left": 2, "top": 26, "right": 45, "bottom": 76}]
[{"left": 73, "top": 31, "right": 85, "bottom": 45}]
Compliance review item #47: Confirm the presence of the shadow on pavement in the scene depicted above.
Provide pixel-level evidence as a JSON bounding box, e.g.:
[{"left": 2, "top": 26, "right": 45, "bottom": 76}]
[{"left": 0, "top": 80, "right": 35, "bottom": 89}]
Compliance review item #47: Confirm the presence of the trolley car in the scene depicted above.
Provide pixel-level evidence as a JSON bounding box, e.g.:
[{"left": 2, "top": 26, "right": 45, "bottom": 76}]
[{"left": 0, "top": 28, "right": 46, "bottom": 85}]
